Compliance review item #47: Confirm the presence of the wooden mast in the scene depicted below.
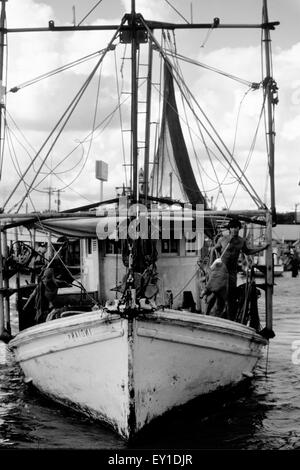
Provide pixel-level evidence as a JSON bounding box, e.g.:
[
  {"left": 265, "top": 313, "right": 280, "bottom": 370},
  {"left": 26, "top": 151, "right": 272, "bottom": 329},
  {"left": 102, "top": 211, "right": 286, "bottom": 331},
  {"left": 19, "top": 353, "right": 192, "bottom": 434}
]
[
  {"left": 263, "top": 0, "right": 277, "bottom": 336},
  {"left": 143, "top": 39, "right": 153, "bottom": 205},
  {"left": 263, "top": 0, "right": 277, "bottom": 219},
  {"left": 131, "top": 0, "right": 138, "bottom": 202}
]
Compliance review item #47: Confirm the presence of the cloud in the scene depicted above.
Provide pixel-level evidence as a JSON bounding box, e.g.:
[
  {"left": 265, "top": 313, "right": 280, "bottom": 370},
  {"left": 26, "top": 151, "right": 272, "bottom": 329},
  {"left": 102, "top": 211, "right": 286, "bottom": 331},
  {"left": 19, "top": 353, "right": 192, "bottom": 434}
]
[
  {"left": 177, "top": 42, "right": 300, "bottom": 211},
  {"left": 2, "top": 0, "right": 299, "bottom": 214}
]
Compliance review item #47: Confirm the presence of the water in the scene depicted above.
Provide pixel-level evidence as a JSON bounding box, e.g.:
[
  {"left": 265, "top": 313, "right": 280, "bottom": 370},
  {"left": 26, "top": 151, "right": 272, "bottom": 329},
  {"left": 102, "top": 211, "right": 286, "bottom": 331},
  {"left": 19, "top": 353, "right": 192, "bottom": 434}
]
[{"left": 1, "top": 272, "right": 300, "bottom": 450}]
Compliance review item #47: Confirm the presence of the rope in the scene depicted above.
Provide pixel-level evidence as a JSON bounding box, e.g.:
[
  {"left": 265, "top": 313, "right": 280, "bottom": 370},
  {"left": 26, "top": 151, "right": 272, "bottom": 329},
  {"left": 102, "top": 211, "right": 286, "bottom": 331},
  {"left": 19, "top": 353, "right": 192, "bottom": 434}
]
[
  {"left": 164, "top": 0, "right": 190, "bottom": 24},
  {"left": 4, "top": 24, "right": 124, "bottom": 212},
  {"left": 114, "top": 47, "right": 128, "bottom": 188},
  {"left": 167, "top": 32, "right": 207, "bottom": 200},
  {"left": 77, "top": 0, "right": 104, "bottom": 27},
  {"left": 173, "top": 268, "right": 199, "bottom": 301},
  {"left": 150, "top": 39, "right": 262, "bottom": 207},
  {"left": 47, "top": 242, "right": 99, "bottom": 307},
  {"left": 163, "top": 49, "right": 259, "bottom": 88},
  {"left": 6, "top": 117, "right": 93, "bottom": 207},
  {"left": 8, "top": 49, "right": 108, "bottom": 94},
  {"left": 228, "top": 89, "right": 268, "bottom": 209}
]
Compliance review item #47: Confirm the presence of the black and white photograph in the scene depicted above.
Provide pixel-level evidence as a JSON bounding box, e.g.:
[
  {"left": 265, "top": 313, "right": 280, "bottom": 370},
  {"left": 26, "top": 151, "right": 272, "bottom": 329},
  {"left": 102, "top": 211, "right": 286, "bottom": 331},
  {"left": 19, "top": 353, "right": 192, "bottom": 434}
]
[{"left": 0, "top": 0, "right": 299, "bottom": 459}]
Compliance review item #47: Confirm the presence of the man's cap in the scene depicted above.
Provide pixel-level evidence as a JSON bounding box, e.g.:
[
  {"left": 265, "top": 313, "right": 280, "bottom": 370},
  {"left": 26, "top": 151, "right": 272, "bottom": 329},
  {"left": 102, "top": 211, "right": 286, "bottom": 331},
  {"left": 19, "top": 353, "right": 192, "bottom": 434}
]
[{"left": 227, "top": 218, "right": 241, "bottom": 229}]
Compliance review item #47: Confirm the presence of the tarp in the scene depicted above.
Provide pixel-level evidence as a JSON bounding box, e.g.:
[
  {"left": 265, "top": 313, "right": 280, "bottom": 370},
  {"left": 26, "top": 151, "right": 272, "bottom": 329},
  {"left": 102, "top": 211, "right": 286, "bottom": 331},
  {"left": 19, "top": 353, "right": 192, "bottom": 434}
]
[
  {"left": 34, "top": 210, "right": 205, "bottom": 240},
  {"left": 150, "top": 63, "right": 207, "bottom": 207},
  {"left": 35, "top": 217, "right": 103, "bottom": 238}
]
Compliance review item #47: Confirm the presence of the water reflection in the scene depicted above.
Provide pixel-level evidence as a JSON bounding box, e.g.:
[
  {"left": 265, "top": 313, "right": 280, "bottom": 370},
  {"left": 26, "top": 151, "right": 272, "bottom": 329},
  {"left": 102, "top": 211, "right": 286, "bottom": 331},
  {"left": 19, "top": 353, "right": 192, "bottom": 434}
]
[{"left": 0, "top": 273, "right": 300, "bottom": 449}]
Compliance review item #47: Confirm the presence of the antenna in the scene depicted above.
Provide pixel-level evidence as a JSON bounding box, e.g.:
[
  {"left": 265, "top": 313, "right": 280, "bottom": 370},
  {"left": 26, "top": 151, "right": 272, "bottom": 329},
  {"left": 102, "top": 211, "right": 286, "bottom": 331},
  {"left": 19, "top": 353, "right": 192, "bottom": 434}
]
[{"left": 72, "top": 5, "right": 76, "bottom": 27}]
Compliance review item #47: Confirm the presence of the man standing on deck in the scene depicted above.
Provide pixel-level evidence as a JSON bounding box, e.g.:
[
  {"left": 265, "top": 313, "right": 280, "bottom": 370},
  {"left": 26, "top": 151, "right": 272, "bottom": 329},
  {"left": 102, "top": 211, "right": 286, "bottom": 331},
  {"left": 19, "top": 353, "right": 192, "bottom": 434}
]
[{"left": 213, "top": 219, "right": 269, "bottom": 320}]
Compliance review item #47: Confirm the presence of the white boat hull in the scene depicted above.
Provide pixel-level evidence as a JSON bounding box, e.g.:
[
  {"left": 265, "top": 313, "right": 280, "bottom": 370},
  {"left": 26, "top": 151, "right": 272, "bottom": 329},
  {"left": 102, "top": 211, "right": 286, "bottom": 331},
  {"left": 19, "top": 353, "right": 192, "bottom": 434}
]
[
  {"left": 9, "top": 309, "right": 267, "bottom": 439},
  {"left": 253, "top": 264, "right": 284, "bottom": 277}
]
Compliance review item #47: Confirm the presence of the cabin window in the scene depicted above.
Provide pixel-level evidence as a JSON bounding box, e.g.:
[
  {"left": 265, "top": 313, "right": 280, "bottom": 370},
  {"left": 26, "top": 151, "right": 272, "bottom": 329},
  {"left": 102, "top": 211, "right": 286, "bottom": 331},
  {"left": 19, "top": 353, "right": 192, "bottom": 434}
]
[
  {"left": 185, "top": 240, "right": 197, "bottom": 255},
  {"left": 184, "top": 232, "right": 204, "bottom": 256},
  {"left": 69, "top": 240, "right": 80, "bottom": 266},
  {"left": 86, "top": 238, "right": 92, "bottom": 255},
  {"left": 105, "top": 239, "right": 121, "bottom": 255},
  {"left": 161, "top": 239, "right": 179, "bottom": 254}
]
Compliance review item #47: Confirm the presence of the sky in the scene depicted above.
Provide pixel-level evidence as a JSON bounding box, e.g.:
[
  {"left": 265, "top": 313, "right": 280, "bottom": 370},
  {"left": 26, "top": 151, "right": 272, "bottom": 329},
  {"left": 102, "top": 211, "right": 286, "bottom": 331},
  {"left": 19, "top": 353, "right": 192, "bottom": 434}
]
[{"left": 1, "top": 0, "right": 300, "bottom": 214}]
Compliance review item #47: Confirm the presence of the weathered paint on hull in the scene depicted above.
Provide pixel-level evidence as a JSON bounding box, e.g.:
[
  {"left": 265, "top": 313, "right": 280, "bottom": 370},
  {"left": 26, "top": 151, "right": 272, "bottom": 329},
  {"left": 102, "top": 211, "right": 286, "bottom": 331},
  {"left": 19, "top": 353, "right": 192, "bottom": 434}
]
[
  {"left": 10, "top": 311, "right": 131, "bottom": 438},
  {"left": 133, "top": 310, "right": 266, "bottom": 433},
  {"left": 9, "top": 309, "right": 267, "bottom": 439}
]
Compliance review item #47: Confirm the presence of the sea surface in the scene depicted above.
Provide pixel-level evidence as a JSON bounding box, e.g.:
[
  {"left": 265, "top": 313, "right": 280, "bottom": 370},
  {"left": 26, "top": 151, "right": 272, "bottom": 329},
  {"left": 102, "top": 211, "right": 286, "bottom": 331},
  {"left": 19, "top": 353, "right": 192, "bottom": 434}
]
[{"left": 0, "top": 272, "right": 300, "bottom": 451}]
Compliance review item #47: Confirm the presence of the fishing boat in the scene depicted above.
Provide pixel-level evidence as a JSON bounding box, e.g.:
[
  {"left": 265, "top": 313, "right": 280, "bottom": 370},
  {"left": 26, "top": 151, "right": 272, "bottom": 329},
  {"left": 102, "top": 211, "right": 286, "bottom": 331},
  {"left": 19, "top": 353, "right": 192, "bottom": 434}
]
[
  {"left": 0, "top": 0, "right": 278, "bottom": 440},
  {"left": 252, "top": 247, "right": 284, "bottom": 277}
]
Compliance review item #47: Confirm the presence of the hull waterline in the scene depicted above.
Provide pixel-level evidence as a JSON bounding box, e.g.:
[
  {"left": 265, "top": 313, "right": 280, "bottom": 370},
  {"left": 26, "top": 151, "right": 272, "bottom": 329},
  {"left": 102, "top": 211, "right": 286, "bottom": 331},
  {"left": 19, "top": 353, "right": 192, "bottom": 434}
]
[{"left": 9, "top": 309, "right": 267, "bottom": 439}]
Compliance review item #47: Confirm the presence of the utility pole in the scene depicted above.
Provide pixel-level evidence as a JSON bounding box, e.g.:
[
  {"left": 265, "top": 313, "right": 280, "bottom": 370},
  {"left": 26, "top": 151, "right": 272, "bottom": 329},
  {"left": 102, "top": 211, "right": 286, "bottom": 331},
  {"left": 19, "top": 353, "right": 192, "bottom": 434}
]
[
  {"left": 55, "top": 189, "right": 63, "bottom": 211},
  {"left": 44, "top": 186, "right": 55, "bottom": 211}
]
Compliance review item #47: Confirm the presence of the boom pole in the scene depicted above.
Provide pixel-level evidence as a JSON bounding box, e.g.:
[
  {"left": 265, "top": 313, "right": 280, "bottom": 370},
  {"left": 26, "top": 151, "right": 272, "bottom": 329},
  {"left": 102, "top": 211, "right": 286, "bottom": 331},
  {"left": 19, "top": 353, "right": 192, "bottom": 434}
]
[
  {"left": 131, "top": 0, "right": 138, "bottom": 202},
  {"left": 262, "top": 0, "right": 277, "bottom": 337},
  {"left": 263, "top": 0, "right": 277, "bottom": 220}
]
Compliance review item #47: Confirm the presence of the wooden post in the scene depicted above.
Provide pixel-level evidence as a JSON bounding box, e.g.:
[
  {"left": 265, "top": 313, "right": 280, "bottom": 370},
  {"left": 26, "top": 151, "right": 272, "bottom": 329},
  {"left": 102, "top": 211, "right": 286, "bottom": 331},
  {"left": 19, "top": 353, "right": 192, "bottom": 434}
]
[
  {"left": 2, "top": 229, "right": 10, "bottom": 334},
  {"left": 131, "top": 0, "right": 138, "bottom": 202},
  {"left": 47, "top": 231, "right": 53, "bottom": 260},
  {"left": 262, "top": 0, "right": 276, "bottom": 335},
  {"left": 143, "top": 39, "right": 153, "bottom": 205},
  {"left": 15, "top": 227, "right": 21, "bottom": 332},
  {"left": 31, "top": 228, "right": 36, "bottom": 283},
  {"left": 265, "top": 210, "right": 273, "bottom": 332},
  {"left": 263, "top": 0, "right": 276, "bottom": 219},
  {"left": 0, "top": 224, "right": 4, "bottom": 336}
]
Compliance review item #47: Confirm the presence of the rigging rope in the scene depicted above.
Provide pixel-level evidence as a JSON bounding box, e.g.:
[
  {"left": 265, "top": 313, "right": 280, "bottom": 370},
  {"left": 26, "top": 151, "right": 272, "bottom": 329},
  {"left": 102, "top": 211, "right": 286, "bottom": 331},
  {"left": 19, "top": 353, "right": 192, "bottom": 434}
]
[
  {"left": 141, "top": 20, "right": 264, "bottom": 206},
  {"left": 8, "top": 48, "right": 108, "bottom": 94},
  {"left": 165, "top": 33, "right": 228, "bottom": 208},
  {"left": 152, "top": 35, "right": 232, "bottom": 199},
  {"left": 18, "top": 92, "right": 131, "bottom": 207},
  {"left": 6, "top": 116, "right": 93, "bottom": 206},
  {"left": 114, "top": 47, "right": 128, "bottom": 189},
  {"left": 160, "top": 50, "right": 265, "bottom": 207},
  {"left": 163, "top": 49, "right": 260, "bottom": 89},
  {"left": 149, "top": 34, "right": 263, "bottom": 208},
  {"left": 166, "top": 32, "right": 206, "bottom": 199},
  {"left": 4, "top": 24, "right": 124, "bottom": 213},
  {"left": 5, "top": 110, "right": 86, "bottom": 182},
  {"left": 77, "top": 0, "right": 104, "bottom": 27},
  {"left": 10, "top": 66, "right": 99, "bottom": 213},
  {"left": 228, "top": 90, "right": 268, "bottom": 209},
  {"left": 173, "top": 268, "right": 199, "bottom": 301},
  {"left": 164, "top": 0, "right": 190, "bottom": 24}
]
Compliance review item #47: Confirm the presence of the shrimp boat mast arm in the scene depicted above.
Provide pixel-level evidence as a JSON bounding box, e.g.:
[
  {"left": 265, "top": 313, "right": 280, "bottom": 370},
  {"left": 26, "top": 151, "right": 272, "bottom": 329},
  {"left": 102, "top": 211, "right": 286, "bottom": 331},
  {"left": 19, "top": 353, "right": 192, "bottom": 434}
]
[{"left": 262, "top": 0, "right": 277, "bottom": 337}]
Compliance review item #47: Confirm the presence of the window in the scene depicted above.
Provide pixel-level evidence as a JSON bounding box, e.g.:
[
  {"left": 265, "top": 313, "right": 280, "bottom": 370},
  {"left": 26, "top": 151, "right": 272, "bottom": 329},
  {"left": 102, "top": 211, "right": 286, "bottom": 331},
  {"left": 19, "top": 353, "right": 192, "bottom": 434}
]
[
  {"left": 161, "top": 239, "right": 179, "bottom": 254},
  {"left": 184, "top": 232, "right": 204, "bottom": 256},
  {"left": 86, "top": 239, "right": 92, "bottom": 255},
  {"left": 185, "top": 240, "right": 197, "bottom": 255},
  {"left": 105, "top": 239, "right": 122, "bottom": 254}
]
